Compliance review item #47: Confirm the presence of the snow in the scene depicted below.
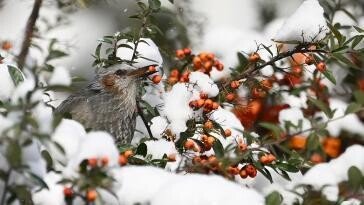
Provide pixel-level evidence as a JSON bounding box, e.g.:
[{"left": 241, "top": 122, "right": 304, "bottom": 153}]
[
  {"left": 112, "top": 166, "right": 264, "bottom": 205},
  {"left": 116, "top": 38, "right": 163, "bottom": 68},
  {"left": 274, "top": 0, "right": 328, "bottom": 42},
  {"left": 297, "top": 145, "right": 364, "bottom": 200},
  {"left": 51, "top": 119, "right": 87, "bottom": 162},
  {"left": 0, "top": 64, "right": 15, "bottom": 100},
  {"left": 49, "top": 66, "right": 72, "bottom": 86},
  {"left": 150, "top": 116, "right": 169, "bottom": 139},
  {"left": 144, "top": 139, "right": 177, "bottom": 160},
  {"left": 10, "top": 78, "right": 35, "bottom": 103},
  {"left": 189, "top": 71, "right": 219, "bottom": 97},
  {"left": 162, "top": 83, "right": 194, "bottom": 135},
  {"left": 65, "top": 131, "right": 119, "bottom": 177},
  {"left": 151, "top": 173, "right": 264, "bottom": 205},
  {"left": 278, "top": 107, "right": 311, "bottom": 135},
  {"left": 32, "top": 172, "right": 64, "bottom": 205}
]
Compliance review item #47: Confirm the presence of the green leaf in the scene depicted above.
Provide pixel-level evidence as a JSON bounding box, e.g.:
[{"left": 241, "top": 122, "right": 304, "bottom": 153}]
[
  {"left": 41, "top": 150, "right": 53, "bottom": 171},
  {"left": 259, "top": 122, "right": 282, "bottom": 139},
  {"left": 306, "top": 133, "right": 320, "bottom": 151},
  {"left": 321, "top": 69, "right": 336, "bottom": 84},
  {"left": 348, "top": 166, "right": 363, "bottom": 191},
  {"left": 328, "top": 23, "right": 344, "bottom": 45},
  {"left": 148, "top": 0, "right": 161, "bottom": 11},
  {"left": 6, "top": 141, "right": 22, "bottom": 168},
  {"left": 136, "top": 143, "right": 148, "bottom": 157},
  {"left": 95, "top": 43, "right": 102, "bottom": 58},
  {"left": 265, "top": 191, "right": 283, "bottom": 205},
  {"left": 332, "top": 53, "right": 360, "bottom": 69},
  {"left": 118, "top": 44, "right": 134, "bottom": 50},
  {"left": 351, "top": 35, "right": 364, "bottom": 49},
  {"left": 27, "top": 171, "right": 49, "bottom": 190},
  {"left": 46, "top": 50, "right": 68, "bottom": 61},
  {"left": 353, "top": 26, "right": 364, "bottom": 33},
  {"left": 354, "top": 91, "right": 364, "bottom": 105},
  {"left": 345, "top": 103, "right": 362, "bottom": 114},
  {"left": 308, "top": 97, "right": 333, "bottom": 118},
  {"left": 275, "top": 162, "right": 299, "bottom": 173},
  {"left": 12, "top": 185, "right": 33, "bottom": 205},
  {"left": 212, "top": 138, "right": 224, "bottom": 158},
  {"left": 7, "top": 65, "right": 24, "bottom": 86}
]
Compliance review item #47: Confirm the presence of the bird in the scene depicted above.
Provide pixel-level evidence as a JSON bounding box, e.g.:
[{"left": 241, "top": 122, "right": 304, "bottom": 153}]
[{"left": 55, "top": 63, "right": 157, "bottom": 145}]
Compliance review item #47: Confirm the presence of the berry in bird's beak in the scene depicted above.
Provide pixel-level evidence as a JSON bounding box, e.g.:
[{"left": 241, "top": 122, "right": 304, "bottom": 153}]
[{"left": 128, "top": 65, "right": 159, "bottom": 78}]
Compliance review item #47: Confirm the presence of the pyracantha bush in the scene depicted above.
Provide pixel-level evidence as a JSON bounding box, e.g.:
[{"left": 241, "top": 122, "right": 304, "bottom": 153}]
[{"left": 0, "top": 0, "right": 363, "bottom": 204}]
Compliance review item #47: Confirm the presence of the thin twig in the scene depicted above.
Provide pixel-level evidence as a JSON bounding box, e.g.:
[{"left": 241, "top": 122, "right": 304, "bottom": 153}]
[
  {"left": 136, "top": 102, "right": 157, "bottom": 140},
  {"left": 17, "top": 0, "right": 43, "bottom": 69},
  {"left": 0, "top": 168, "right": 12, "bottom": 205}
]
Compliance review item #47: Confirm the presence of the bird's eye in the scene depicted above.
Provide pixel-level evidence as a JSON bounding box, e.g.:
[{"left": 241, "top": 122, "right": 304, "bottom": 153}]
[{"left": 115, "top": 69, "right": 127, "bottom": 76}]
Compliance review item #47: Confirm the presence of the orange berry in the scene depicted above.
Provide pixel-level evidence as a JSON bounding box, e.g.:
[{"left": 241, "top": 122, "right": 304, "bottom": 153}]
[
  {"left": 204, "top": 99, "right": 213, "bottom": 109},
  {"left": 290, "top": 135, "right": 307, "bottom": 150},
  {"left": 208, "top": 156, "right": 219, "bottom": 166},
  {"left": 63, "top": 187, "right": 73, "bottom": 198},
  {"left": 207, "top": 136, "right": 215, "bottom": 146},
  {"left": 118, "top": 154, "right": 128, "bottom": 166},
  {"left": 193, "top": 57, "right": 202, "bottom": 69},
  {"left": 310, "top": 153, "right": 323, "bottom": 164},
  {"left": 204, "top": 120, "right": 213, "bottom": 129},
  {"left": 124, "top": 150, "right": 133, "bottom": 158},
  {"left": 167, "top": 154, "right": 176, "bottom": 162},
  {"left": 224, "top": 129, "right": 232, "bottom": 137},
  {"left": 196, "top": 99, "right": 205, "bottom": 108},
  {"left": 176, "top": 49, "right": 185, "bottom": 59},
  {"left": 215, "top": 61, "right": 224, "bottom": 71},
  {"left": 203, "top": 61, "right": 213, "bottom": 71},
  {"left": 88, "top": 158, "right": 98, "bottom": 168},
  {"left": 86, "top": 189, "right": 97, "bottom": 202},
  {"left": 239, "top": 168, "right": 248, "bottom": 179},
  {"left": 170, "top": 69, "right": 179, "bottom": 78},
  {"left": 168, "top": 77, "right": 178, "bottom": 84},
  {"left": 183, "top": 48, "right": 192, "bottom": 55},
  {"left": 245, "top": 164, "right": 257, "bottom": 177},
  {"left": 305, "top": 55, "right": 315, "bottom": 65},
  {"left": 225, "top": 93, "right": 236, "bottom": 102},
  {"left": 184, "top": 139, "right": 195, "bottom": 150},
  {"left": 207, "top": 53, "right": 215, "bottom": 60},
  {"left": 230, "top": 81, "right": 240, "bottom": 89},
  {"left": 316, "top": 62, "right": 326, "bottom": 73},
  {"left": 249, "top": 52, "right": 260, "bottom": 63},
  {"left": 148, "top": 65, "right": 156, "bottom": 72},
  {"left": 238, "top": 143, "right": 247, "bottom": 152},
  {"left": 200, "top": 92, "right": 208, "bottom": 99},
  {"left": 212, "top": 102, "right": 219, "bottom": 110},
  {"left": 227, "top": 166, "right": 239, "bottom": 175},
  {"left": 260, "top": 79, "right": 273, "bottom": 90},
  {"left": 251, "top": 87, "right": 266, "bottom": 99},
  {"left": 267, "top": 154, "right": 276, "bottom": 163},
  {"left": 152, "top": 75, "right": 162, "bottom": 84},
  {"left": 101, "top": 156, "right": 109, "bottom": 167},
  {"left": 323, "top": 137, "right": 341, "bottom": 158},
  {"left": 260, "top": 155, "right": 270, "bottom": 164},
  {"left": 192, "top": 156, "right": 202, "bottom": 164},
  {"left": 199, "top": 52, "right": 208, "bottom": 62},
  {"left": 189, "top": 100, "right": 198, "bottom": 109},
  {"left": 1, "top": 41, "right": 12, "bottom": 51}
]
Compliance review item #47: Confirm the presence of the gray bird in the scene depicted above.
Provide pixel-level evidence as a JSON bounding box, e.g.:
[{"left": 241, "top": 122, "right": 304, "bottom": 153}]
[{"left": 55, "top": 64, "right": 156, "bottom": 145}]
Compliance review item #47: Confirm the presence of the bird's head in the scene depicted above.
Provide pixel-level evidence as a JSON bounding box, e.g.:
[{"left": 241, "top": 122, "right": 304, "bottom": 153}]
[{"left": 97, "top": 64, "right": 158, "bottom": 92}]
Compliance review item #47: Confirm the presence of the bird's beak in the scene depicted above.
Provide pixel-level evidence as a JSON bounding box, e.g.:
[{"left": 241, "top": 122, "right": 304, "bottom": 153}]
[{"left": 127, "top": 65, "right": 159, "bottom": 78}]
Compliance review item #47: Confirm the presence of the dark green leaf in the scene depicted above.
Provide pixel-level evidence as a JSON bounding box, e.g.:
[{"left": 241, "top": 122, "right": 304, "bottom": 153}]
[
  {"left": 308, "top": 97, "right": 333, "bottom": 118},
  {"left": 259, "top": 122, "right": 282, "bottom": 139},
  {"left": 332, "top": 53, "right": 360, "bottom": 69},
  {"left": 118, "top": 44, "right": 134, "bottom": 50},
  {"left": 275, "top": 162, "right": 299, "bottom": 173},
  {"left": 7, "top": 65, "right": 24, "bottom": 86},
  {"left": 353, "top": 26, "right": 364, "bottom": 33},
  {"left": 95, "top": 43, "right": 102, "bottom": 58},
  {"left": 352, "top": 35, "right": 364, "bottom": 49},
  {"left": 148, "top": 0, "right": 161, "bottom": 11},
  {"left": 348, "top": 166, "right": 363, "bottom": 191},
  {"left": 322, "top": 69, "right": 336, "bottom": 84},
  {"left": 265, "top": 191, "right": 283, "bottom": 205},
  {"left": 136, "top": 143, "right": 148, "bottom": 157},
  {"left": 306, "top": 133, "right": 320, "bottom": 151},
  {"left": 345, "top": 103, "right": 362, "bottom": 114},
  {"left": 41, "top": 150, "right": 53, "bottom": 171},
  {"left": 27, "top": 171, "right": 49, "bottom": 190},
  {"left": 12, "top": 185, "right": 33, "bottom": 205},
  {"left": 6, "top": 141, "right": 22, "bottom": 168},
  {"left": 354, "top": 91, "right": 364, "bottom": 105},
  {"left": 212, "top": 138, "right": 224, "bottom": 158},
  {"left": 46, "top": 50, "right": 68, "bottom": 61}
]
